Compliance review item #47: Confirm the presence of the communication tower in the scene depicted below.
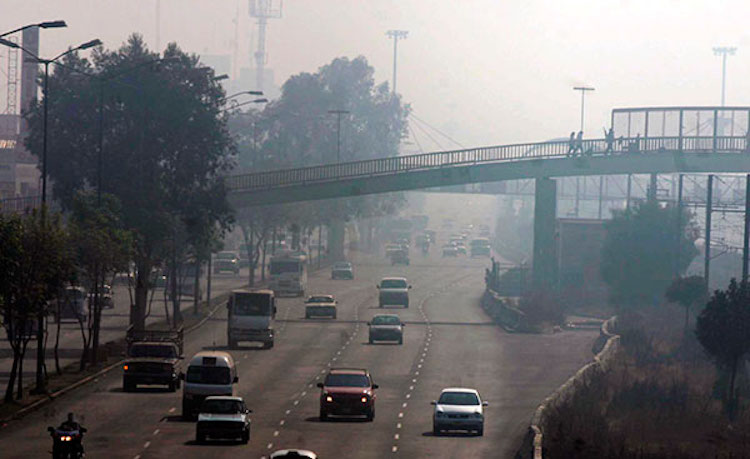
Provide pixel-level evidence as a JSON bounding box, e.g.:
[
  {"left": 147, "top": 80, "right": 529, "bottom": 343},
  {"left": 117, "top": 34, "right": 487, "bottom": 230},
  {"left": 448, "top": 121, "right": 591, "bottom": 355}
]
[
  {"left": 249, "top": 0, "right": 282, "bottom": 92},
  {"left": 4, "top": 35, "right": 19, "bottom": 134}
]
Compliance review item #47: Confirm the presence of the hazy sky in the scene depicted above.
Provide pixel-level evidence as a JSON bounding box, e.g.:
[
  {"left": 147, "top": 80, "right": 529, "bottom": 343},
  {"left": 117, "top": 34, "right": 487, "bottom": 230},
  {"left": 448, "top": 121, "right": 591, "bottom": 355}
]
[{"left": 2, "top": 1, "right": 749, "bottom": 150}]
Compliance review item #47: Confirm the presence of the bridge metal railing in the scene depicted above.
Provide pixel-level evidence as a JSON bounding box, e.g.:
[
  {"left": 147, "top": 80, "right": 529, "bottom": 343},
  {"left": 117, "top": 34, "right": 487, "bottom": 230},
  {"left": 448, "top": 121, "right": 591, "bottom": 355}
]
[
  {"left": 225, "top": 135, "right": 749, "bottom": 192},
  {"left": 0, "top": 195, "right": 42, "bottom": 215}
]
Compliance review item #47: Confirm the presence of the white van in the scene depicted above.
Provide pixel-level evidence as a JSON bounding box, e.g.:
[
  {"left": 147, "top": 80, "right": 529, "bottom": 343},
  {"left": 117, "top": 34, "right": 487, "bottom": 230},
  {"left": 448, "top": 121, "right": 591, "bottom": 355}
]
[{"left": 181, "top": 351, "right": 238, "bottom": 420}]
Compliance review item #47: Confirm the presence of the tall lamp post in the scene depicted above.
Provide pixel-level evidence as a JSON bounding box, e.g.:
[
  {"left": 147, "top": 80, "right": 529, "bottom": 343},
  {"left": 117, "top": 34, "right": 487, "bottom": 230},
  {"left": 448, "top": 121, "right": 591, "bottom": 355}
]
[
  {"left": 328, "top": 109, "right": 350, "bottom": 163},
  {"left": 713, "top": 46, "right": 736, "bottom": 107},
  {"left": 573, "top": 86, "right": 595, "bottom": 132},
  {"left": 0, "top": 20, "right": 67, "bottom": 38},
  {"left": 0, "top": 35, "right": 100, "bottom": 393}
]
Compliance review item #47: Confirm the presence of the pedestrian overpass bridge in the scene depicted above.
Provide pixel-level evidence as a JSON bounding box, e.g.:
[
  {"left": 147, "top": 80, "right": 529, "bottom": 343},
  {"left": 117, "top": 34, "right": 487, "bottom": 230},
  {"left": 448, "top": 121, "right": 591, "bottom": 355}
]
[{"left": 226, "top": 106, "right": 750, "bottom": 208}]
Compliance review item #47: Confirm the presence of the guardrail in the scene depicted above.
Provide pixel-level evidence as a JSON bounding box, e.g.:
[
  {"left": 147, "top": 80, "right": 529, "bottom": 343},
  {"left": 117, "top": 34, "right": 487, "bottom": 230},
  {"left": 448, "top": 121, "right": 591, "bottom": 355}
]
[
  {"left": 0, "top": 195, "right": 42, "bottom": 215},
  {"left": 225, "top": 135, "right": 750, "bottom": 193}
]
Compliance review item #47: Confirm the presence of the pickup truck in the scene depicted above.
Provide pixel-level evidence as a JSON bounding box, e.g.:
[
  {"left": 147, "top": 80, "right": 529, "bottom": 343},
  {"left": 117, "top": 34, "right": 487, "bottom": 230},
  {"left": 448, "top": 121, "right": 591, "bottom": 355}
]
[{"left": 123, "top": 326, "right": 184, "bottom": 392}]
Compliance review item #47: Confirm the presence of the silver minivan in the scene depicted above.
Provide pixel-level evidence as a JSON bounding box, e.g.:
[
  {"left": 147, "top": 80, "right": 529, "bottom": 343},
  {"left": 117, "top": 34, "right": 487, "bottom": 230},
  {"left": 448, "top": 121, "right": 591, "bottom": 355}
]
[{"left": 181, "top": 351, "right": 239, "bottom": 420}]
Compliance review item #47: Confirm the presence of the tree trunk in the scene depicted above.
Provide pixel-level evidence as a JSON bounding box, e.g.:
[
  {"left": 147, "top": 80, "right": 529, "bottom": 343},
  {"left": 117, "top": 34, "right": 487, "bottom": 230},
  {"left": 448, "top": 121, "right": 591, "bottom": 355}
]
[
  {"left": 17, "top": 339, "right": 28, "bottom": 399},
  {"left": 54, "top": 302, "right": 62, "bottom": 375},
  {"left": 5, "top": 350, "right": 19, "bottom": 403},
  {"left": 193, "top": 259, "right": 201, "bottom": 315},
  {"left": 133, "top": 260, "right": 151, "bottom": 332},
  {"left": 33, "top": 310, "right": 46, "bottom": 393},
  {"left": 171, "top": 260, "right": 182, "bottom": 328},
  {"left": 249, "top": 228, "right": 255, "bottom": 287},
  {"left": 729, "top": 358, "right": 738, "bottom": 420},
  {"left": 78, "top": 315, "right": 89, "bottom": 372},
  {"left": 91, "top": 269, "right": 102, "bottom": 366}
]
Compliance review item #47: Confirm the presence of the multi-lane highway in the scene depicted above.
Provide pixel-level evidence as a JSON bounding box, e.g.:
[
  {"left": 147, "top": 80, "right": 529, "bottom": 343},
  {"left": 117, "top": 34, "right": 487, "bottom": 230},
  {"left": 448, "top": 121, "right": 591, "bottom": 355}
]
[{"left": 0, "top": 252, "right": 597, "bottom": 458}]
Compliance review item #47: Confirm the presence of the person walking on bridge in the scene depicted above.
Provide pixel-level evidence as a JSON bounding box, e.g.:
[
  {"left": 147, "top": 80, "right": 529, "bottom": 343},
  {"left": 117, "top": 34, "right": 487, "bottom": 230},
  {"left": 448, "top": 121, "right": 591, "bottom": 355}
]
[
  {"left": 574, "top": 131, "right": 584, "bottom": 155},
  {"left": 567, "top": 131, "right": 576, "bottom": 156},
  {"left": 604, "top": 127, "right": 615, "bottom": 153}
]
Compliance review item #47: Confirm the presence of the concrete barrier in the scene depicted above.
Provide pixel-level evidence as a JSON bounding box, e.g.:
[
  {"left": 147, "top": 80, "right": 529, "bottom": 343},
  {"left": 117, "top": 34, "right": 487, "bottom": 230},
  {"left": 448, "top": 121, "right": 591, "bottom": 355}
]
[
  {"left": 480, "top": 289, "right": 525, "bottom": 332},
  {"left": 516, "top": 316, "right": 620, "bottom": 459}
]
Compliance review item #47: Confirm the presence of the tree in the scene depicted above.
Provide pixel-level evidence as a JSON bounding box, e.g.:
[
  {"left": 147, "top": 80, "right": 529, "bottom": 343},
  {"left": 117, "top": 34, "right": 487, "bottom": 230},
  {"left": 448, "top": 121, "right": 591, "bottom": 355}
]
[
  {"left": 24, "top": 35, "right": 234, "bottom": 331},
  {"left": 68, "top": 191, "right": 132, "bottom": 368},
  {"left": 695, "top": 279, "right": 750, "bottom": 418},
  {"left": 0, "top": 209, "right": 72, "bottom": 401},
  {"left": 665, "top": 275, "right": 707, "bottom": 333},
  {"left": 600, "top": 200, "right": 698, "bottom": 310},
  {"left": 227, "top": 56, "right": 409, "bottom": 258}
]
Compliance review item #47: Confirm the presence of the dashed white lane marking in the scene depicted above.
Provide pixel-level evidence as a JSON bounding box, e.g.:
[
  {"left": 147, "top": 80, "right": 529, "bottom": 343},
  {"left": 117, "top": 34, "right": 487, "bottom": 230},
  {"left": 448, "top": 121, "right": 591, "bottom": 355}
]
[
  {"left": 134, "top": 455, "right": 141, "bottom": 459},
  {"left": 397, "top": 423, "right": 402, "bottom": 429},
  {"left": 279, "top": 420, "right": 285, "bottom": 426},
  {"left": 273, "top": 430, "right": 279, "bottom": 437},
  {"left": 301, "top": 391, "right": 307, "bottom": 397},
  {"left": 153, "top": 429, "right": 160, "bottom": 435},
  {"left": 143, "top": 441, "right": 151, "bottom": 449},
  {"left": 285, "top": 409, "right": 291, "bottom": 415},
  {"left": 409, "top": 385, "right": 414, "bottom": 390},
  {"left": 406, "top": 393, "right": 411, "bottom": 399},
  {"left": 267, "top": 443, "right": 274, "bottom": 449},
  {"left": 168, "top": 407, "right": 176, "bottom": 413},
  {"left": 394, "top": 434, "right": 400, "bottom": 440},
  {"left": 398, "top": 412, "right": 404, "bottom": 418},
  {"left": 402, "top": 402, "right": 408, "bottom": 408},
  {"left": 392, "top": 446, "right": 398, "bottom": 453},
  {"left": 293, "top": 400, "right": 299, "bottom": 406}
]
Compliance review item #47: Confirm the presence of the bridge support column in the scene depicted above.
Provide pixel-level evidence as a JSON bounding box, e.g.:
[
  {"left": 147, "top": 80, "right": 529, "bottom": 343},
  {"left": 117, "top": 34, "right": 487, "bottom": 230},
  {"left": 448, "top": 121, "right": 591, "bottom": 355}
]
[
  {"left": 328, "top": 219, "right": 346, "bottom": 262},
  {"left": 532, "top": 178, "right": 558, "bottom": 291}
]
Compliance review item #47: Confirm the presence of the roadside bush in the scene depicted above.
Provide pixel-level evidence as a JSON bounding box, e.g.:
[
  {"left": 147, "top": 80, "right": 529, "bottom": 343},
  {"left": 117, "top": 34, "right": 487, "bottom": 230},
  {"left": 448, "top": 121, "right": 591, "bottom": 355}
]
[{"left": 518, "top": 290, "right": 564, "bottom": 331}]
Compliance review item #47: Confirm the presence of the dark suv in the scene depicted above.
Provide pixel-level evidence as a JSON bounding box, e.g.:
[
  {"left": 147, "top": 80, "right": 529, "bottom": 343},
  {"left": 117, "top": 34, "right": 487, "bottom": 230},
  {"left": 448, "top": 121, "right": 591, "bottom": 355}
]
[{"left": 317, "top": 368, "right": 378, "bottom": 421}]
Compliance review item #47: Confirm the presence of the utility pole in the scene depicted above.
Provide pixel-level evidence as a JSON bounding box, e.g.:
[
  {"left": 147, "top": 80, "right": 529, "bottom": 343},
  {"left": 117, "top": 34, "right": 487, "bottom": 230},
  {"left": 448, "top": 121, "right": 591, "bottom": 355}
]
[
  {"left": 713, "top": 46, "right": 736, "bottom": 107},
  {"left": 705, "top": 175, "right": 714, "bottom": 292},
  {"left": 386, "top": 30, "right": 408, "bottom": 94},
  {"left": 249, "top": 0, "right": 282, "bottom": 92},
  {"left": 675, "top": 174, "right": 684, "bottom": 279},
  {"left": 328, "top": 109, "right": 349, "bottom": 162},
  {"left": 155, "top": 0, "right": 161, "bottom": 51},
  {"left": 743, "top": 174, "right": 750, "bottom": 281},
  {"left": 573, "top": 86, "right": 595, "bottom": 132}
]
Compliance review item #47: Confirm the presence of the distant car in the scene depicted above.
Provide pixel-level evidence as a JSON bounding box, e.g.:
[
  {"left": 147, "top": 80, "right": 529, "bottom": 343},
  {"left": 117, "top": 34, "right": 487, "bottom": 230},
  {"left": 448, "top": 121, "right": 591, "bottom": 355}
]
[
  {"left": 470, "top": 238, "right": 491, "bottom": 257},
  {"left": 385, "top": 244, "right": 401, "bottom": 258},
  {"left": 368, "top": 314, "right": 404, "bottom": 344},
  {"left": 390, "top": 248, "right": 410, "bottom": 266},
  {"left": 317, "top": 368, "right": 378, "bottom": 421},
  {"left": 271, "top": 450, "right": 317, "bottom": 459},
  {"left": 431, "top": 388, "right": 487, "bottom": 436},
  {"left": 196, "top": 396, "right": 251, "bottom": 444},
  {"left": 89, "top": 284, "right": 114, "bottom": 309},
  {"left": 305, "top": 294, "right": 337, "bottom": 319},
  {"left": 455, "top": 243, "right": 467, "bottom": 255},
  {"left": 331, "top": 261, "right": 354, "bottom": 280},
  {"left": 214, "top": 251, "right": 240, "bottom": 275},
  {"left": 54, "top": 286, "right": 87, "bottom": 323},
  {"left": 442, "top": 244, "right": 458, "bottom": 257},
  {"left": 377, "top": 277, "right": 411, "bottom": 308}
]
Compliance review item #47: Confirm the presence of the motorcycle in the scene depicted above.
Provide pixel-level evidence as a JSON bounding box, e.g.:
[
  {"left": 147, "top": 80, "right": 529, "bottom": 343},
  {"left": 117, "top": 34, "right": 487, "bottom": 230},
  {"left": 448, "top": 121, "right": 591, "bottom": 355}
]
[{"left": 47, "top": 426, "right": 86, "bottom": 458}]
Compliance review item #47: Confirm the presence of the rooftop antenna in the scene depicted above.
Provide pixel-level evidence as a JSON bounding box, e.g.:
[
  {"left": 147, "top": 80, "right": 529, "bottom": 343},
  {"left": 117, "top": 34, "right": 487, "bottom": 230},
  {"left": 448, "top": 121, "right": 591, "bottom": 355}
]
[{"left": 249, "top": 0, "right": 282, "bottom": 92}]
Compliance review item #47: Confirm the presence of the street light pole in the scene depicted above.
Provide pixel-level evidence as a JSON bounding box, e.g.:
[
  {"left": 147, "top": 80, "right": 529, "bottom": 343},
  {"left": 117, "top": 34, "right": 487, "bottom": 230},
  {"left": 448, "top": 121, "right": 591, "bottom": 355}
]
[
  {"left": 386, "top": 30, "right": 408, "bottom": 94},
  {"left": 573, "top": 86, "right": 595, "bottom": 132},
  {"left": 0, "top": 20, "right": 66, "bottom": 38},
  {"left": 328, "top": 109, "right": 350, "bottom": 162},
  {"left": 713, "top": 46, "right": 737, "bottom": 107}
]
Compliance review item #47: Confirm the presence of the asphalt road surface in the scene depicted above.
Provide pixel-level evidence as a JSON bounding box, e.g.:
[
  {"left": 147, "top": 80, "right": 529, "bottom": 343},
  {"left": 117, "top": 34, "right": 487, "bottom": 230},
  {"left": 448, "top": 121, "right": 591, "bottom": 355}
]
[{"left": 0, "top": 252, "right": 597, "bottom": 458}]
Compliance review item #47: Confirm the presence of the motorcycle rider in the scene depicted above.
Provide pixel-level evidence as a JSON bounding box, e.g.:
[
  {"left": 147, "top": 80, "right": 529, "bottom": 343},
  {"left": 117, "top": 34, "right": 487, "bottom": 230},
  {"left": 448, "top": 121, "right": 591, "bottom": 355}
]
[{"left": 55, "top": 412, "right": 85, "bottom": 457}]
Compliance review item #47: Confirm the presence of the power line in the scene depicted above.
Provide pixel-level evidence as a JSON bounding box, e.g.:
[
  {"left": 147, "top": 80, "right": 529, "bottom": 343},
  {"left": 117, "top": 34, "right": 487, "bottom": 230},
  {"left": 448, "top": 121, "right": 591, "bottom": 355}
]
[
  {"left": 411, "top": 117, "right": 444, "bottom": 150},
  {"left": 407, "top": 124, "right": 424, "bottom": 154}
]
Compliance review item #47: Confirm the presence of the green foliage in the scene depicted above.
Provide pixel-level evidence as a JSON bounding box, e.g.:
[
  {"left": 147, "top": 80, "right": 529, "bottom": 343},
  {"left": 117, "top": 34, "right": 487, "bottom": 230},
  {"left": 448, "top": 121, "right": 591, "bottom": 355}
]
[
  {"left": 666, "top": 275, "right": 707, "bottom": 331},
  {"left": 600, "top": 201, "right": 698, "bottom": 309},
  {"left": 23, "top": 34, "right": 235, "bottom": 329},
  {"left": 227, "top": 56, "right": 409, "bottom": 233},
  {"left": 695, "top": 279, "right": 750, "bottom": 414}
]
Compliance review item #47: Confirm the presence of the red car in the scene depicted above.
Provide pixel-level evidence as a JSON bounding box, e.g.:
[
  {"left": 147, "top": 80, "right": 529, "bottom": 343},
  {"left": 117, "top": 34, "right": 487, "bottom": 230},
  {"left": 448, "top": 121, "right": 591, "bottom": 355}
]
[{"left": 317, "top": 368, "right": 378, "bottom": 421}]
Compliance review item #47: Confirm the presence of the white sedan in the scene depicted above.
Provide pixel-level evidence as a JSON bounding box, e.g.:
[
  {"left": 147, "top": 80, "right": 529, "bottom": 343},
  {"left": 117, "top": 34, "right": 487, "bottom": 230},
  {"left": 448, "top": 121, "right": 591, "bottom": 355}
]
[{"left": 431, "top": 388, "right": 487, "bottom": 436}]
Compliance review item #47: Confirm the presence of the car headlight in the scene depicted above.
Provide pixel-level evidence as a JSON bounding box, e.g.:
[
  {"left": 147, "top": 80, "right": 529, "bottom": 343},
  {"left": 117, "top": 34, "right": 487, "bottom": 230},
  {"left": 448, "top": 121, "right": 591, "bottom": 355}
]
[
  {"left": 326, "top": 395, "right": 334, "bottom": 403},
  {"left": 361, "top": 396, "right": 368, "bottom": 403}
]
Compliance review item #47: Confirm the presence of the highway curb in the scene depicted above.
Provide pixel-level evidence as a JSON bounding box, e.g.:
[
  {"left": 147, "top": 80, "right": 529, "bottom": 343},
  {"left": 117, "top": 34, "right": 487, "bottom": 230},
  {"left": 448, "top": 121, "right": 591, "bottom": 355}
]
[{"left": 517, "top": 316, "right": 620, "bottom": 459}]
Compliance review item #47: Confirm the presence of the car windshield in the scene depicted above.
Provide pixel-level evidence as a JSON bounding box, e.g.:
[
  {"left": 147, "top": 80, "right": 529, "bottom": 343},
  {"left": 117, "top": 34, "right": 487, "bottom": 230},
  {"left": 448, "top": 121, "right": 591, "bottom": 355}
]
[
  {"left": 186, "top": 366, "right": 231, "bottom": 385},
  {"left": 307, "top": 296, "right": 333, "bottom": 303},
  {"left": 438, "top": 392, "right": 480, "bottom": 406},
  {"left": 270, "top": 260, "right": 301, "bottom": 275},
  {"left": 381, "top": 279, "right": 407, "bottom": 288},
  {"left": 324, "top": 373, "right": 370, "bottom": 387},
  {"left": 129, "top": 344, "right": 177, "bottom": 358},
  {"left": 217, "top": 252, "right": 236, "bottom": 260},
  {"left": 201, "top": 399, "right": 244, "bottom": 414},
  {"left": 372, "top": 316, "right": 400, "bottom": 325},
  {"left": 334, "top": 263, "right": 351, "bottom": 269},
  {"left": 234, "top": 293, "right": 272, "bottom": 316}
]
